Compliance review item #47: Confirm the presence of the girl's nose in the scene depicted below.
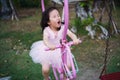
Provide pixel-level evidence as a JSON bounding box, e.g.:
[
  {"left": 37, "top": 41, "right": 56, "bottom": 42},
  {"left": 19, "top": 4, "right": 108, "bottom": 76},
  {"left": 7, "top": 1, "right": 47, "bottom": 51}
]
[{"left": 58, "top": 16, "right": 61, "bottom": 20}]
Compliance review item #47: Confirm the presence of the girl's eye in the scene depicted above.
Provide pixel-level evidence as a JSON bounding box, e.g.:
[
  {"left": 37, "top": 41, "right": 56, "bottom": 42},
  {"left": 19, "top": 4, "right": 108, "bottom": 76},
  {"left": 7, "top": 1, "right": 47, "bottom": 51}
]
[
  {"left": 53, "top": 16, "right": 56, "bottom": 18},
  {"left": 51, "top": 14, "right": 60, "bottom": 18},
  {"left": 51, "top": 15, "right": 56, "bottom": 18}
]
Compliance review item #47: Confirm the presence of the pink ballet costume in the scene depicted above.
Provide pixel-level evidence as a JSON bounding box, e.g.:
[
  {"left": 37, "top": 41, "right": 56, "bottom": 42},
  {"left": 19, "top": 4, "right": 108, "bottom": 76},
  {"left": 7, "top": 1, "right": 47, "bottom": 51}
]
[{"left": 29, "top": 25, "right": 70, "bottom": 68}]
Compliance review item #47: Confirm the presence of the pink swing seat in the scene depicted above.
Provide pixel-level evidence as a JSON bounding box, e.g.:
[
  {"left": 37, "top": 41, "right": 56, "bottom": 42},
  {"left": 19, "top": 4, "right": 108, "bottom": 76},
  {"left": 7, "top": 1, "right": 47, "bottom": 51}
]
[{"left": 100, "top": 72, "right": 120, "bottom": 80}]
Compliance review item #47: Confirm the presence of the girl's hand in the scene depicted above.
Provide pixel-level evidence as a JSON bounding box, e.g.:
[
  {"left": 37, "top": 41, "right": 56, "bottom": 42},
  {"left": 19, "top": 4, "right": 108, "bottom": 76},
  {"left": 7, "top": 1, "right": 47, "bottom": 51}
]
[
  {"left": 73, "top": 39, "right": 82, "bottom": 45},
  {"left": 49, "top": 45, "right": 56, "bottom": 50}
]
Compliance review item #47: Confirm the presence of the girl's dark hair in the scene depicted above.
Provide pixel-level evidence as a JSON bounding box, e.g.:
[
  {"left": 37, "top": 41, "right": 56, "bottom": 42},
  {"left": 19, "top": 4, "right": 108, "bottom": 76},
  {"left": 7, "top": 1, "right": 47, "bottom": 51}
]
[{"left": 40, "top": 7, "right": 59, "bottom": 32}]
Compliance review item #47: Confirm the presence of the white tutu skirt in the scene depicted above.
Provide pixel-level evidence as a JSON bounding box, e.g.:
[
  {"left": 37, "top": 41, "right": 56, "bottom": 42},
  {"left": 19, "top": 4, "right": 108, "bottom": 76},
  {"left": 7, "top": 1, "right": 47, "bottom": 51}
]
[{"left": 29, "top": 41, "right": 62, "bottom": 67}]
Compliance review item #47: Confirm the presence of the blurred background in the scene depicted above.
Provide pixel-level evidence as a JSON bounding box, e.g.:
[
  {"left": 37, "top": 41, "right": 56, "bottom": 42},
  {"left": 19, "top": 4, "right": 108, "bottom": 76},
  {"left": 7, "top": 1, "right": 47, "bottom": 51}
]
[{"left": 0, "top": 0, "right": 120, "bottom": 80}]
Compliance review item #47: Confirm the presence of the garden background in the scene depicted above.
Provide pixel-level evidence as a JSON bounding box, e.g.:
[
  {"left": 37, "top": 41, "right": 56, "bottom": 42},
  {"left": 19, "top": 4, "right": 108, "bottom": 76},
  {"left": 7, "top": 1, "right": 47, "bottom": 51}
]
[{"left": 0, "top": 0, "right": 120, "bottom": 80}]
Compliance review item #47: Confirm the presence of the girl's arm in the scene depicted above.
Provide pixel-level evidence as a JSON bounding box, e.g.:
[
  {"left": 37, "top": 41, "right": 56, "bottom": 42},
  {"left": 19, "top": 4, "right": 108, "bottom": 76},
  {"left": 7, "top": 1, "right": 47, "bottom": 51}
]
[
  {"left": 43, "top": 29, "right": 56, "bottom": 50},
  {"left": 67, "top": 29, "right": 80, "bottom": 45}
]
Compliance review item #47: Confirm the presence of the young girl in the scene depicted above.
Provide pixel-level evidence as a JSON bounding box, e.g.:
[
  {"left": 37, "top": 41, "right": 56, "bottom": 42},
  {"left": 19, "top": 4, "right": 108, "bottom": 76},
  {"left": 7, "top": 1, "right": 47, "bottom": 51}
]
[{"left": 29, "top": 7, "right": 80, "bottom": 80}]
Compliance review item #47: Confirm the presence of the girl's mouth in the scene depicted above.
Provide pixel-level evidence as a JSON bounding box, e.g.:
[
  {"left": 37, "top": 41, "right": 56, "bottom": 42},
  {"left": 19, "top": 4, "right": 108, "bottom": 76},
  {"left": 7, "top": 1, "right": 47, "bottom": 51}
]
[{"left": 57, "top": 21, "right": 61, "bottom": 25}]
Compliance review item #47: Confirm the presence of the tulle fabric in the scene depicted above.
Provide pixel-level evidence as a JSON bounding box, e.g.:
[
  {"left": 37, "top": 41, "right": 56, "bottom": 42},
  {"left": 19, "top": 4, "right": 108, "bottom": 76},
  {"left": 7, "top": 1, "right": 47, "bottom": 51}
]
[{"left": 29, "top": 41, "right": 62, "bottom": 67}]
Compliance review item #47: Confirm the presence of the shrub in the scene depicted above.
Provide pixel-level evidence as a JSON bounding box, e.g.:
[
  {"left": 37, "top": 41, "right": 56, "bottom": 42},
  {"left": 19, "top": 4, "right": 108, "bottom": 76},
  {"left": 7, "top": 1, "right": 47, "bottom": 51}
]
[{"left": 12, "top": 0, "right": 49, "bottom": 8}]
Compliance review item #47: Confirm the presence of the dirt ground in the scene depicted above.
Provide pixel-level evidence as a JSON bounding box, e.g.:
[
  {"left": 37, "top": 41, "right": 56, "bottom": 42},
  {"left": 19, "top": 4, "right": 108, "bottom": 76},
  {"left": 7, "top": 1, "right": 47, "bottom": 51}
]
[{"left": 77, "top": 69, "right": 101, "bottom": 80}]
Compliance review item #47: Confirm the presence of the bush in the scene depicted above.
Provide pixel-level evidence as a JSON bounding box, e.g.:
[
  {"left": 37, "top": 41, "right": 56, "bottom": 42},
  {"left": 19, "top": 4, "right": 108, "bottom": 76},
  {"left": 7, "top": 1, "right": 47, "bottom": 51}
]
[
  {"left": 73, "top": 17, "right": 94, "bottom": 35},
  {"left": 114, "top": 0, "right": 120, "bottom": 6},
  {"left": 13, "top": 0, "right": 49, "bottom": 8}
]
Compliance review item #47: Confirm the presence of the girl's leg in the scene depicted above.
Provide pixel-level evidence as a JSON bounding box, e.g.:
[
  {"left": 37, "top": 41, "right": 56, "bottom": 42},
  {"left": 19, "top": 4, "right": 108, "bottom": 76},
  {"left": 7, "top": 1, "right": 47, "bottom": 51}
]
[{"left": 42, "top": 63, "right": 50, "bottom": 80}]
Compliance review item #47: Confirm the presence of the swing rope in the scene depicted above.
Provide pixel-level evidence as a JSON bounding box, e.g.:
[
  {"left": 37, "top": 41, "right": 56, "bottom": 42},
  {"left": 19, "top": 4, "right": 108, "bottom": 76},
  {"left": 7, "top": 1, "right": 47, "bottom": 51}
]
[
  {"left": 41, "top": 0, "right": 45, "bottom": 12},
  {"left": 62, "top": 0, "right": 69, "bottom": 40}
]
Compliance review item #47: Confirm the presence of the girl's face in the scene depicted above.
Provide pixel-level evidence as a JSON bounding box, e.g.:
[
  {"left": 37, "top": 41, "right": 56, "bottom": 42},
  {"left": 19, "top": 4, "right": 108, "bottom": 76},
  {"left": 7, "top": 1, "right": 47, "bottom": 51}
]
[{"left": 48, "top": 9, "right": 61, "bottom": 30}]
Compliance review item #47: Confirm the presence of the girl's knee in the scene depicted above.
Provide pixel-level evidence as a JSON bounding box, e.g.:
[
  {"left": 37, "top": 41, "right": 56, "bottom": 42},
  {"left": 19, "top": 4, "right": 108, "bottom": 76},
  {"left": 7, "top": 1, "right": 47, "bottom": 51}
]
[
  {"left": 67, "top": 64, "right": 71, "bottom": 69},
  {"left": 67, "top": 62, "right": 71, "bottom": 69},
  {"left": 42, "top": 64, "right": 50, "bottom": 73}
]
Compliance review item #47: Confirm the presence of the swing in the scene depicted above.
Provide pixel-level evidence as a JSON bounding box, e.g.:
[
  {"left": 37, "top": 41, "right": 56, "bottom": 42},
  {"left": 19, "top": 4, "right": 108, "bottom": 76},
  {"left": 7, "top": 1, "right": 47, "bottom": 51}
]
[
  {"left": 100, "top": 72, "right": 120, "bottom": 80},
  {"left": 41, "top": 0, "right": 81, "bottom": 80}
]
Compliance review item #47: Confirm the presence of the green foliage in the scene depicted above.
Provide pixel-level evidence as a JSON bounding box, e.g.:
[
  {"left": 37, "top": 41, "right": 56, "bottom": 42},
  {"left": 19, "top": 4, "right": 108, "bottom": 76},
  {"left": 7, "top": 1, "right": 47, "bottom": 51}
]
[
  {"left": 73, "top": 17, "right": 94, "bottom": 35},
  {"left": 79, "top": 1, "right": 92, "bottom": 8},
  {"left": 0, "top": 2, "right": 1, "bottom": 8},
  {"left": 13, "top": 0, "right": 49, "bottom": 8},
  {"left": 81, "top": 17, "right": 94, "bottom": 26},
  {"left": 12, "top": 0, "right": 21, "bottom": 8},
  {"left": 114, "top": 0, "right": 120, "bottom": 6},
  {"left": 19, "top": 0, "right": 40, "bottom": 8}
]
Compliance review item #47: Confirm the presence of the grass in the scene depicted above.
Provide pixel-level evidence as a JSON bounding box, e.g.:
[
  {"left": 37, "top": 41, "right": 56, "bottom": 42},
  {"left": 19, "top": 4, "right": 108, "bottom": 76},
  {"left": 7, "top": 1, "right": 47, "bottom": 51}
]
[
  {"left": 0, "top": 8, "right": 120, "bottom": 80},
  {"left": 106, "top": 37, "right": 120, "bottom": 73},
  {"left": 0, "top": 9, "right": 44, "bottom": 79}
]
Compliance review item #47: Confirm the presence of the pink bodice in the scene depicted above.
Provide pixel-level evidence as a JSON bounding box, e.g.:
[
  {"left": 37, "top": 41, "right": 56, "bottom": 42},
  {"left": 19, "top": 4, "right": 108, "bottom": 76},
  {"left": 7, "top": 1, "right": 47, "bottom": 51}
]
[{"left": 44, "top": 25, "right": 64, "bottom": 45}]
